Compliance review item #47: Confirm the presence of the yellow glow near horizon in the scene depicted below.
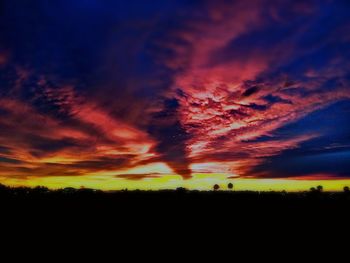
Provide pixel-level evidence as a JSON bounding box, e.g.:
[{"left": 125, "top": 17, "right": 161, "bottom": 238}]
[{"left": 2, "top": 173, "right": 350, "bottom": 192}]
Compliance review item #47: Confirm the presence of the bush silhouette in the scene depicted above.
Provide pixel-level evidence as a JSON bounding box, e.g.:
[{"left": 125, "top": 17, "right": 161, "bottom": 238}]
[
  {"left": 317, "top": 185, "right": 323, "bottom": 192},
  {"left": 176, "top": 187, "right": 187, "bottom": 193},
  {"left": 213, "top": 184, "right": 220, "bottom": 191},
  {"left": 33, "top": 186, "right": 49, "bottom": 194},
  {"left": 344, "top": 186, "right": 350, "bottom": 193},
  {"left": 310, "top": 187, "right": 316, "bottom": 192},
  {"left": 228, "top": 183, "right": 234, "bottom": 190}
]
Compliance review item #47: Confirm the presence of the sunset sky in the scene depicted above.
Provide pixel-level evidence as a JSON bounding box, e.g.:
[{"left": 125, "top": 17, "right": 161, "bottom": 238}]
[{"left": 1, "top": 0, "right": 350, "bottom": 191}]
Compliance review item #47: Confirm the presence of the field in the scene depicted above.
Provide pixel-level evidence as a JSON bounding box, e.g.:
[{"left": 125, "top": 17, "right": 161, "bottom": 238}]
[
  {"left": 2, "top": 184, "right": 350, "bottom": 239},
  {"left": 2, "top": 184, "right": 350, "bottom": 215}
]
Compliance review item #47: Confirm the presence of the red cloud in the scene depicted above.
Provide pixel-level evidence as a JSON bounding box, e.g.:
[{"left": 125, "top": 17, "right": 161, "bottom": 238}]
[
  {"left": 1, "top": 0, "right": 350, "bottom": 182},
  {"left": 154, "top": 0, "right": 350, "bottom": 177}
]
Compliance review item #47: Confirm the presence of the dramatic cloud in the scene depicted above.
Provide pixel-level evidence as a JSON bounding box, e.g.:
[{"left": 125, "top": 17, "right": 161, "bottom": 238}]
[
  {"left": 116, "top": 173, "right": 161, "bottom": 181},
  {"left": 0, "top": 0, "right": 350, "bottom": 185}
]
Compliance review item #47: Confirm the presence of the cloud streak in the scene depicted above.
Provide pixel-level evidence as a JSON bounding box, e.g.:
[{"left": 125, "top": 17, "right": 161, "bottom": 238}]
[{"left": 0, "top": 0, "right": 350, "bottom": 183}]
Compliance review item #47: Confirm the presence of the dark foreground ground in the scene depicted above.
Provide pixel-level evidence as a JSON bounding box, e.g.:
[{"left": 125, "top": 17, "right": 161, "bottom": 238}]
[
  {"left": 2, "top": 186, "right": 348, "bottom": 258},
  {"left": 2, "top": 184, "right": 350, "bottom": 216},
  {"left": 2, "top": 184, "right": 350, "bottom": 241}
]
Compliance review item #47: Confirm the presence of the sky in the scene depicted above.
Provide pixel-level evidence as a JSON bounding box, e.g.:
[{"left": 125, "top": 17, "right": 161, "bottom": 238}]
[{"left": 1, "top": 0, "right": 350, "bottom": 191}]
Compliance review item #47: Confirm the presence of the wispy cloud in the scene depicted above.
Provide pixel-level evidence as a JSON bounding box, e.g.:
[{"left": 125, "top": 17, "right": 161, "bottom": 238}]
[{"left": 0, "top": 0, "right": 350, "bottom": 184}]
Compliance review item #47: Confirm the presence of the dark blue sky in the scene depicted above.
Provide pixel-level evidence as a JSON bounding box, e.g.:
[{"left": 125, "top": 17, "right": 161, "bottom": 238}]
[{"left": 0, "top": 0, "right": 350, "bottom": 182}]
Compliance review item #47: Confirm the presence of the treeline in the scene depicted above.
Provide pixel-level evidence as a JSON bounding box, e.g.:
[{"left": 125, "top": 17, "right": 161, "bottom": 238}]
[
  {"left": 1, "top": 183, "right": 350, "bottom": 197},
  {"left": 2, "top": 183, "right": 350, "bottom": 221}
]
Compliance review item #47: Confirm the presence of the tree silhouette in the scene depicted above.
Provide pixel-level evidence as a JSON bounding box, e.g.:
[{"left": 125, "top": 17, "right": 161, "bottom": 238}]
[
  {"left": 310, "top": 187, "right": 316, "bottom": 192},
  {"left": 213, "top": 184, "right": 220, "bottom": 191},
  {"left": 228, "top": 183, "right": 234, "bottom": 190},
  {"left": 317, "top": 185, "right": 323, "bottom": 192},
  {"left": 344, "top": 186, "right": 350, "bottom": 193},
  {"left": 176, "top": 187, "right": 187, "bottom": 193},
  {"left": 33, "top": 186, "right": 49, "bottom": 194}
]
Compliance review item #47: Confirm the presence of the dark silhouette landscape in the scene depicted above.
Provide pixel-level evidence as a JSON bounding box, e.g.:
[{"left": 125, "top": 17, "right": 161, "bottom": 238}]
[
  {"left": 2, "top": 183, "right": 350, "bottom": 216},
  {"left": 2, "top": 183, "right": 350, "bottom": 240}
]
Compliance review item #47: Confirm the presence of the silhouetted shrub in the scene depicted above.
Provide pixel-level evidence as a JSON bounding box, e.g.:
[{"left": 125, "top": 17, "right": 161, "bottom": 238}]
[
  {"left": 62, "top": 187, "right": 77, "bottom": 194},
  {"left": 213, "top": 184, "right": 220, "bottom": 191},
  {"left": 33, "top": 186, "right": 49, "bottom": 194},
  {"left": 176, "top": 187, "right": 187, "bottom": 193},
  {"left": 228, "top": 183, "right": 234, "bottom": 190},
  {"left": 344, "top": 186, "right": 350, "bottom": 193},
  {"left": 317, "top": 185, "right": 323, "bottom": 192}
]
